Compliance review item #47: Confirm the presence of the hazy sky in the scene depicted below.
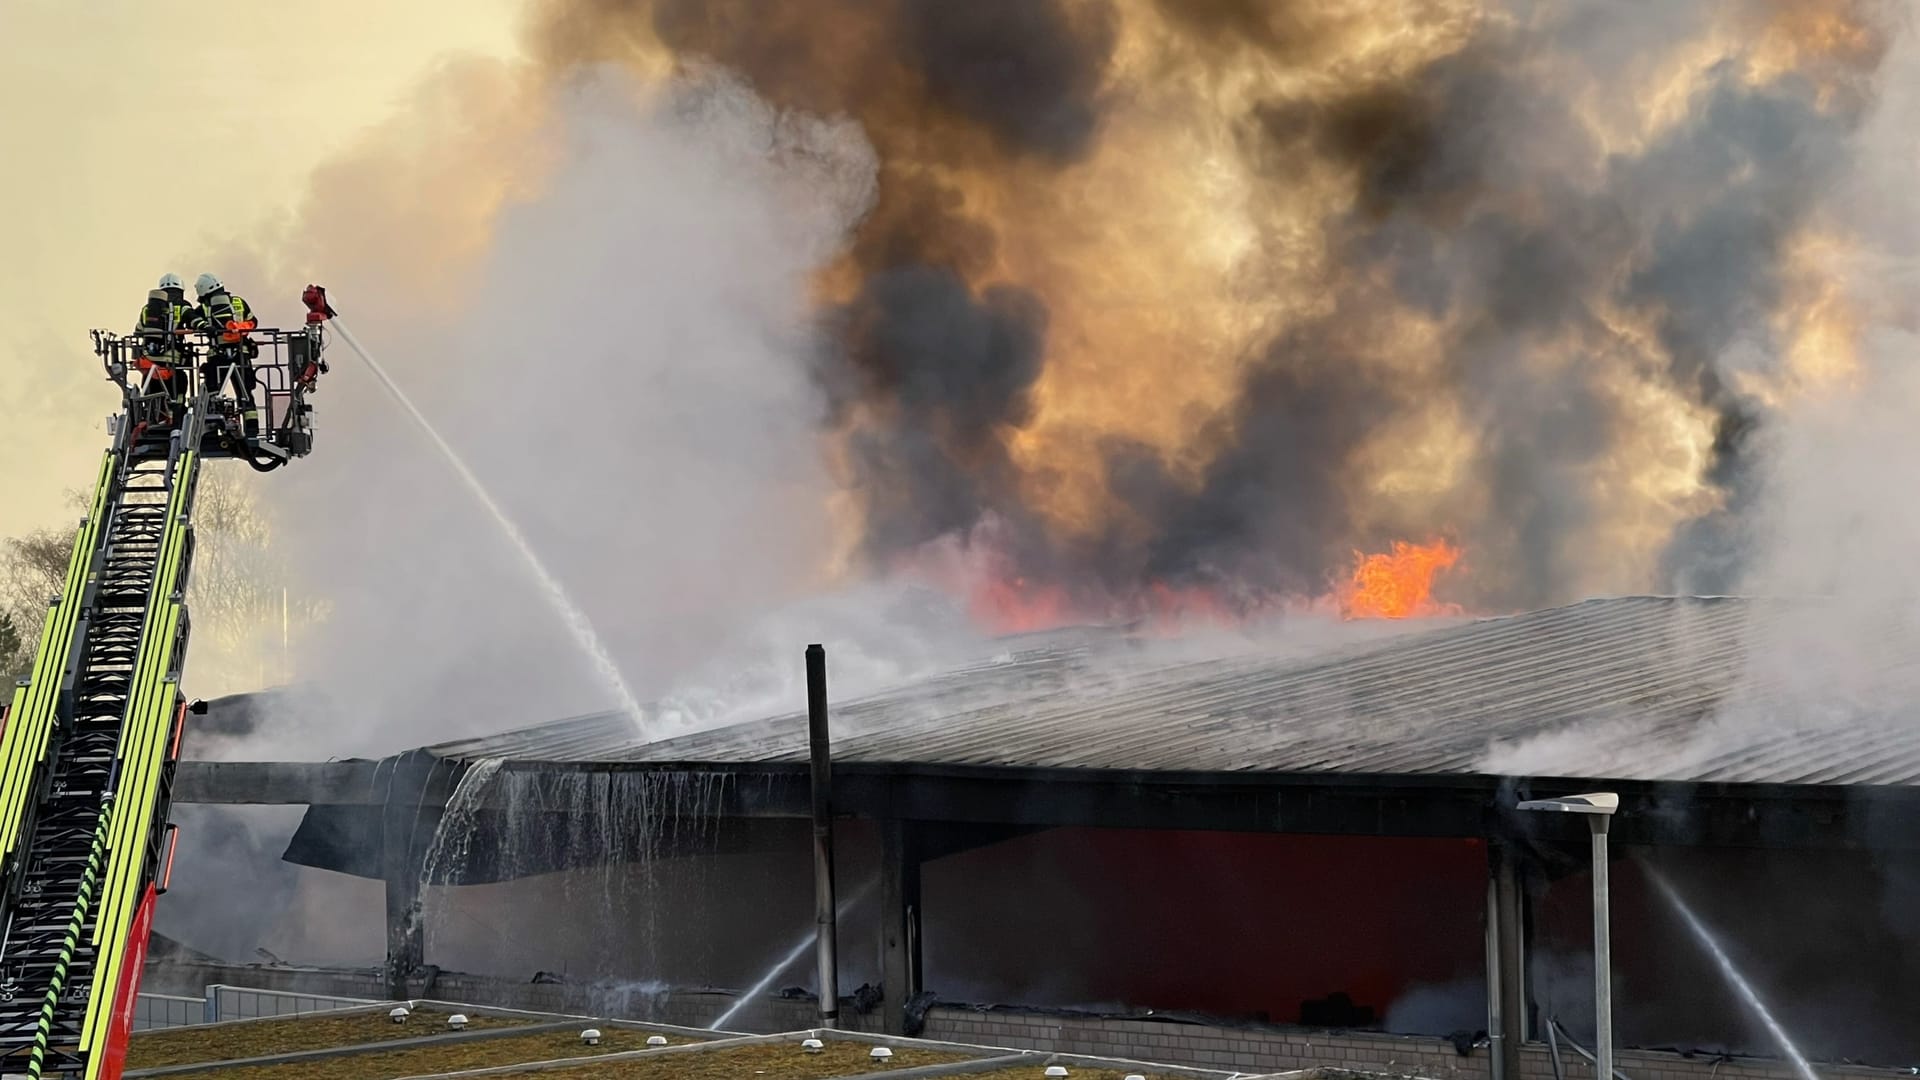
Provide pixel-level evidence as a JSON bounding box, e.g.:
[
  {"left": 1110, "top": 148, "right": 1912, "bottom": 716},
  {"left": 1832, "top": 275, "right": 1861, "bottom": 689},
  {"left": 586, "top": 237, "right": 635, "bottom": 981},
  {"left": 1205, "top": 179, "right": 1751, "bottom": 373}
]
[{"left": 0, "top": 1, "right": 522, "bottom": 533}]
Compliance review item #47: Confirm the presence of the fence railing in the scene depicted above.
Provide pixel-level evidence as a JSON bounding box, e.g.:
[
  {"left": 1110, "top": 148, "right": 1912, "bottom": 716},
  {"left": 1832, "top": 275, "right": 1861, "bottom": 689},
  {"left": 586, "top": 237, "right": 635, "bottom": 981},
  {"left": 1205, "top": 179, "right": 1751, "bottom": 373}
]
[{"left": 132, "top": 985, "right": 377, "bottom": 1030}]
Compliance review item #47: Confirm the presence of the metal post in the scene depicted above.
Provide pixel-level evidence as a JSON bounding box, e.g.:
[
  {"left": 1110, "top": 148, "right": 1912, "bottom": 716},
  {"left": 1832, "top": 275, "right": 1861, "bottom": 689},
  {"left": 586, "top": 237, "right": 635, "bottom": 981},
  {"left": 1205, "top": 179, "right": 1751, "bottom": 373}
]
[
  {"left": 880, "top": 817, "right": 922, "bottom": 1035},
  {"left": 1590, "top": 816, "right": 1612, "bottom": 1080},
  {"left": 1485, "top": 871, "right": 1505, "bottom": 1080},
  {"left": 1495, "top": 843, "right": 1528, "bottom": 1078},
  {"left": 806, "top": 644, "right": 839, "bottom": 1029},
  {"left": 1515, "top": 791, "right": 1617, "bottom": 1080}
]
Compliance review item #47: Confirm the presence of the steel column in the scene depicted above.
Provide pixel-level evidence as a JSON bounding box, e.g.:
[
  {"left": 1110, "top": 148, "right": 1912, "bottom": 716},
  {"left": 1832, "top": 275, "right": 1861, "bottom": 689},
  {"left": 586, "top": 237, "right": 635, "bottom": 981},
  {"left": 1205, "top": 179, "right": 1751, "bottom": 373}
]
[
  {"left": 1590, "top": 817, "right": 1613, "bottom": 1080},
  {"left": 1491, "top": 840, "right": 1527, "bottom": 1080},
  {"left": 807, "top": 644, "right": 839, "bottom": 1028},
  {"left": 879, "top": 817, "right": 923, "bottom": 1035}
]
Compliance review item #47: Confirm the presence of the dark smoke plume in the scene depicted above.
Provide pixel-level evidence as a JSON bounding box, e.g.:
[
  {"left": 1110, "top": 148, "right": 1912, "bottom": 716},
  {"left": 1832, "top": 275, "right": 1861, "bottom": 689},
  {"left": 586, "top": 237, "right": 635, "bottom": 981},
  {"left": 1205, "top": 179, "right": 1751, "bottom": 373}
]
[
  {"left": 543, "top": 0, "right": 1892, "bottom": 619},
  {"left": 830, "top": 268, "right": 1049, "bottom": 557}
]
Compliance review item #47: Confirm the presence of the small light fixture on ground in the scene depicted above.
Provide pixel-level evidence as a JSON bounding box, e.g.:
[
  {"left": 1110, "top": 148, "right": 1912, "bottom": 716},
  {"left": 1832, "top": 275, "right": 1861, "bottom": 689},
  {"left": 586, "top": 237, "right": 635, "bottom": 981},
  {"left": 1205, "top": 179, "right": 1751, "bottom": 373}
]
[
  {"left": 871, "top": 1046, "right": 894, "bottom": 1061},
  {"left": 646, "top": 1035, "right": 668, "bottom": 1046},
  {"left": 581, "top": 1028, "right": 603, "bottom": 1046},
  {"left": 388, "top": 1007, "right": 409, "bottom": 1024},
  {"left": 1517, "top": 791, "right": 1620, "bottom": 1080},
  {"left": 1045, "top": 1067, "right": 1071, "bottom": 1077},
  {"left": 801, "top": 1038, "right": 825, "bottom": 1054},
  {"left": 446, "top": 1013, "right": 468, "bottom": 1031}
]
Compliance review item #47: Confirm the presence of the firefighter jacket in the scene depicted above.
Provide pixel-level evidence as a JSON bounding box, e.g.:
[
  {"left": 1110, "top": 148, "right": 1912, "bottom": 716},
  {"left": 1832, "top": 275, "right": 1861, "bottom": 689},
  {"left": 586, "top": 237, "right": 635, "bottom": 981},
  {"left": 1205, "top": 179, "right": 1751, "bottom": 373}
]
[{"left": 188, "top": 291, "right": 254, "bottom": 334}]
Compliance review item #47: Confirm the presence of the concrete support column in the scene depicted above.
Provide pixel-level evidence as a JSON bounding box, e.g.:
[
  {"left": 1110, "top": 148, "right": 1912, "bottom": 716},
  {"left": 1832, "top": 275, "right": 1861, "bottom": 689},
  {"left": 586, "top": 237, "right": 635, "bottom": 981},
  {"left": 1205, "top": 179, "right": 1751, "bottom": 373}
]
[
  {"left": 879, "top": 817, "right": 923, "bottom": 1035},
  {"left": 380, "top": 757, "right": 437, "bottom": 1002},
  {"left": 1487, "top": 840, "right": 1528, "bottom": 1080},
  {"left": 383, "top": 867, "right": 423, "bottom": 1001}
]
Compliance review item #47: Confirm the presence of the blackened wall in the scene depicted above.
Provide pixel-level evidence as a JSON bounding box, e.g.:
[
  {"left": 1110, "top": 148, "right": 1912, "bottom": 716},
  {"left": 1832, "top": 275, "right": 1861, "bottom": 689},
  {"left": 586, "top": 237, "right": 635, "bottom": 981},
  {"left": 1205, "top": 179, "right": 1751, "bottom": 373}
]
[
  {"left": 1532, "top": 845, "right": 1920, "bottom": 1065},
  {"left": 421, "top": 824, "right": 1489, "bottom": 1035}
]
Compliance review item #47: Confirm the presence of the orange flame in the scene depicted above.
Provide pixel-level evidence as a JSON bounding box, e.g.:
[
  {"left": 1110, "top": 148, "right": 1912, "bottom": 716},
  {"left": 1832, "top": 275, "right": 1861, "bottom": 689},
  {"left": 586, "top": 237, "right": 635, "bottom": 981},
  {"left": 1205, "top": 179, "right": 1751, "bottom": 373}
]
[
  {"left": 944, "top": 535, "right": 1469, "bottom": 634},
  {"left": 1341, "top": 539, "right": 1463, "bottom": 620},
  {"left": 969, "top": 575, "right": 1075, "bottom": 634}
]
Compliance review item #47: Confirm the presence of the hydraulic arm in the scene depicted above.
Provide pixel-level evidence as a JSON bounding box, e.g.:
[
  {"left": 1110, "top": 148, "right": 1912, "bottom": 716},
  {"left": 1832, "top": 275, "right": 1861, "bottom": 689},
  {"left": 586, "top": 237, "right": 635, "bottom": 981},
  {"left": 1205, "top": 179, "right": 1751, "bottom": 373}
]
[{"left": 0, "top": 287, "right": 334, "bottom": 1078}]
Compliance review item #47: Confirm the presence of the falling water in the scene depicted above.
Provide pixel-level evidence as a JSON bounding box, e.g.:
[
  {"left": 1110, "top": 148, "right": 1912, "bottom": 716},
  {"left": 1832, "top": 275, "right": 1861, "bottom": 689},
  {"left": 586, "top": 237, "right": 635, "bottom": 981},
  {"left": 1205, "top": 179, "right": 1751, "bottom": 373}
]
[
  {"left": 710, "top": 877, "right": 880, "bottom": 1031},
  {"left": 412, "top": 756, "right": 507, "bottom": 951},
  {"left": 419, "top": 760, "right": 507, "bottom": 884},
  {"left": 333, "top": 320, "right": 651, "bottom": 736},
  {"left": 410, "top": 764, "right": 741, "bottom": 984},
  {"left": 1641, "top": 863, "right": 1820, "bottom": 1080}
]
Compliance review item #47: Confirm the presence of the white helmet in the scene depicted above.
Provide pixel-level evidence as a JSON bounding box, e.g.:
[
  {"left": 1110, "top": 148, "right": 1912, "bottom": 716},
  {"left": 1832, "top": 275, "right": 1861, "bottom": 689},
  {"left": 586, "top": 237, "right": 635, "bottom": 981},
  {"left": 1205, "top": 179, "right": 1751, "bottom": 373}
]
[
  {"left": 194, "top": 273, "right": 223, "bottom": 299},
  {"left": 158, "top": 273, "right": 183, "bottom": 290}
]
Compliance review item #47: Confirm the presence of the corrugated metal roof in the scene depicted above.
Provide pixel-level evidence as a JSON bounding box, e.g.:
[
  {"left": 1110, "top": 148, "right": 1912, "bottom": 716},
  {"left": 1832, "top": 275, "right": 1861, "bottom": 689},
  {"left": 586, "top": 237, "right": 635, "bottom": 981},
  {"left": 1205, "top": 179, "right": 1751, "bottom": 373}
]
[{"left": 419, "top": 596, "right": 1920, "bottom": 787}]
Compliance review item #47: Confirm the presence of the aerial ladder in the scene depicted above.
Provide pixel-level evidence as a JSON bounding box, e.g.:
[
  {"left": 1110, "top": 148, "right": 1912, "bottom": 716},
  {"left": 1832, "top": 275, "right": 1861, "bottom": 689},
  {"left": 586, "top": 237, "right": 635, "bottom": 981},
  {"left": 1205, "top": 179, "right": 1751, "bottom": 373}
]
[{"left": 0, "top": 285, "right": 336, "bottom": 1078}]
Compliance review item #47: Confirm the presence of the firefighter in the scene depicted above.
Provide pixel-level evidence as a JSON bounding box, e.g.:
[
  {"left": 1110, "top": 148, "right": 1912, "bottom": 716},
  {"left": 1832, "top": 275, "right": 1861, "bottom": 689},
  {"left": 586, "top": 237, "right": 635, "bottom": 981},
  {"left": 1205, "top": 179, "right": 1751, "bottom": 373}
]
[
  {"left": 131, "top": 273, "right": 194, "bottom": 413},
  {"left": 188, "top": 273, "right": 261, "bottom": 438}
]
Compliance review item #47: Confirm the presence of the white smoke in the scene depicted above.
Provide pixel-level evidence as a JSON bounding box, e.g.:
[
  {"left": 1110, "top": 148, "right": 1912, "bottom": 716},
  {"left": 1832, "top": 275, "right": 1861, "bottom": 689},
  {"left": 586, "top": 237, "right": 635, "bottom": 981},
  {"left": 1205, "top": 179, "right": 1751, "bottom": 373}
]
[
  {"left": 1383, "top": 974, "right": 1486, "bottom": 1037},
  {"left": 155, "top": 63, "right": 1002, "bottom": 962},
  {"left": 1706, "top": 14, "right": 1920, "bottom": 749},
  {"left": 1475, "top": 17, "right": 1920, "bottom": 780},
  {"left": 238, "top": 63, "right": 965, "bottom": 760}
]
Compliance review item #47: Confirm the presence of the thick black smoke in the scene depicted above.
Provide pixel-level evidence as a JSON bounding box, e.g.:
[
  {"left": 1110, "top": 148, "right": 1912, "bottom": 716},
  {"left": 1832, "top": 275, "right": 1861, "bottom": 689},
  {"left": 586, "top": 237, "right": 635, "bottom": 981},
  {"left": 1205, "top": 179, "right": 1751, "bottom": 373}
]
[
  {"left": 545, "top": 0, "right": 1891, "bottom": 614},
  {"left": 903, "top": 2, "right": 1117, "bottom": 163},
  {"left": 641, "top": 0, "right": 1117, "bottom": 162},
  {"left": 829, "top": 268, "right": 1048, "bottom": 557},
  {"left": 1629, "top": 70, "right": 1853, "bottom": 594},
  {"left": 1113, "top": 320, "right": 1409, "bottom": 598}
]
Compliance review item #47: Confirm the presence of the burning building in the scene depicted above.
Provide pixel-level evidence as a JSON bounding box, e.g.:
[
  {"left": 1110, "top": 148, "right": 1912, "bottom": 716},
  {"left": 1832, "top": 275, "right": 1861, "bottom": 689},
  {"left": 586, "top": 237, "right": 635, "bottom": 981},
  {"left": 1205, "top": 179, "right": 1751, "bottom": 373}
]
[
  {"left": 145, "top": 1, "right": 1920, "bottom": 1076},
  {"left": 170, "top": 592, "right": 1920, "bottom": 1076}
]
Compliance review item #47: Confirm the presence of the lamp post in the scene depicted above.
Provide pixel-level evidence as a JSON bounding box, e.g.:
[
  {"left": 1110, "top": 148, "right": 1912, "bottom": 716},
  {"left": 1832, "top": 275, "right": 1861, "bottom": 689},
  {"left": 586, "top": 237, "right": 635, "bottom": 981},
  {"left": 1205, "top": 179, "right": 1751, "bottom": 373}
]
[{"left": 1517, "top": 792, "right": 1620, "bottom": 1080}]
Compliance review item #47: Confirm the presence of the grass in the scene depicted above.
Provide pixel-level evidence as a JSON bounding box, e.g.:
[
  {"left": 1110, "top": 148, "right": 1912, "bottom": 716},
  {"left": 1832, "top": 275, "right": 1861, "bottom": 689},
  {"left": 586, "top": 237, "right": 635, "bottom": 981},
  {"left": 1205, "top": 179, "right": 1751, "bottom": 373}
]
[
  {"left": 498, "top": 1040, "right": 975, "bottom": 1078},
  {"left": 126, "top": 1008, "right": 534, "bottom": 1069},
  {"left": 151, "top": 1026, "right": 681, "bottom": 1080}
]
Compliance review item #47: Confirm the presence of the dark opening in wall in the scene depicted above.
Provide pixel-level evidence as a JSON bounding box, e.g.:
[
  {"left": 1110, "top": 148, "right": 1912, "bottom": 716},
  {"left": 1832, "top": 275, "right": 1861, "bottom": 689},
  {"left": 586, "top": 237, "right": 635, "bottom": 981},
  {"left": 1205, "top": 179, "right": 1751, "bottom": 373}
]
[{"left": 921, "top": 828, "right": 1487, "bottom": 1033}]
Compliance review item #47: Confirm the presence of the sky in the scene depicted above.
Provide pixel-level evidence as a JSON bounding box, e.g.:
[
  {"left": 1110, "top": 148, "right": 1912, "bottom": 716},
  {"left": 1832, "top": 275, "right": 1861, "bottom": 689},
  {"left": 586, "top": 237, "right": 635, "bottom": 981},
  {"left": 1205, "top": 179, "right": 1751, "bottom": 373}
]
[{"left": 0, "top": 1, "right": 522, "bottom": 533}]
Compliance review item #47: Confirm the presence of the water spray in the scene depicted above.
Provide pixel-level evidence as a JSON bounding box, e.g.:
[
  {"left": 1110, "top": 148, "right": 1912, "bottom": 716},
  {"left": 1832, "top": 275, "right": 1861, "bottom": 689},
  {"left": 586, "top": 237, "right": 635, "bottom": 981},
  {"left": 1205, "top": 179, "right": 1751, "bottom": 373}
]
[
  {"left": 709, "top": 877, "right": 879, "bottom": 1031},
  {"left": 332, "top": 319, "right": 651, "bottom": 736},
  {"left": 1641, "top": 863, "right": 1820, "bottom": 1080}
]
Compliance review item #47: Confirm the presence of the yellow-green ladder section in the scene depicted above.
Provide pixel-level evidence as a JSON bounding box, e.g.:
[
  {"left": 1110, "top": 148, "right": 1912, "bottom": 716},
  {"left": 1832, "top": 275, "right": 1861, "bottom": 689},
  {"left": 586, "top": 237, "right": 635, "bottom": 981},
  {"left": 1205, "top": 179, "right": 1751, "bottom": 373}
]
[{"left": 76, "top": 452, "right": 197, "bottom": 1075}]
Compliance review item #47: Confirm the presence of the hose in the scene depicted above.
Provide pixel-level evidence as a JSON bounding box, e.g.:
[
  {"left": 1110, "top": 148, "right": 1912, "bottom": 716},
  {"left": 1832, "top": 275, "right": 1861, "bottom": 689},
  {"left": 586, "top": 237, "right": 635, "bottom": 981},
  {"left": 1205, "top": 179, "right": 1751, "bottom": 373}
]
[{"left": 1551, "top": 1017, "right": 1635, "bottom": 1080}]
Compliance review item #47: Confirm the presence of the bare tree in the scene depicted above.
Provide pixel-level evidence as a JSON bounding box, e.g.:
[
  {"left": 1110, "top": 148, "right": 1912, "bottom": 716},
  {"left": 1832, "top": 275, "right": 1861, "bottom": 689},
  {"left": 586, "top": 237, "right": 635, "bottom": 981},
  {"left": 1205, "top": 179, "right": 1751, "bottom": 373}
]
[
  {"left": 0, "top": 525, "right": 78, "bottom": 687},
  {"left": 0, "top": 471, "right": 324, "bottom": 693},
  {"left": 0, "top": 611, "right": 25, "bottom": 690},
  {"left": 0, "top": 529, "right": 76, "bottom": 619}
]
